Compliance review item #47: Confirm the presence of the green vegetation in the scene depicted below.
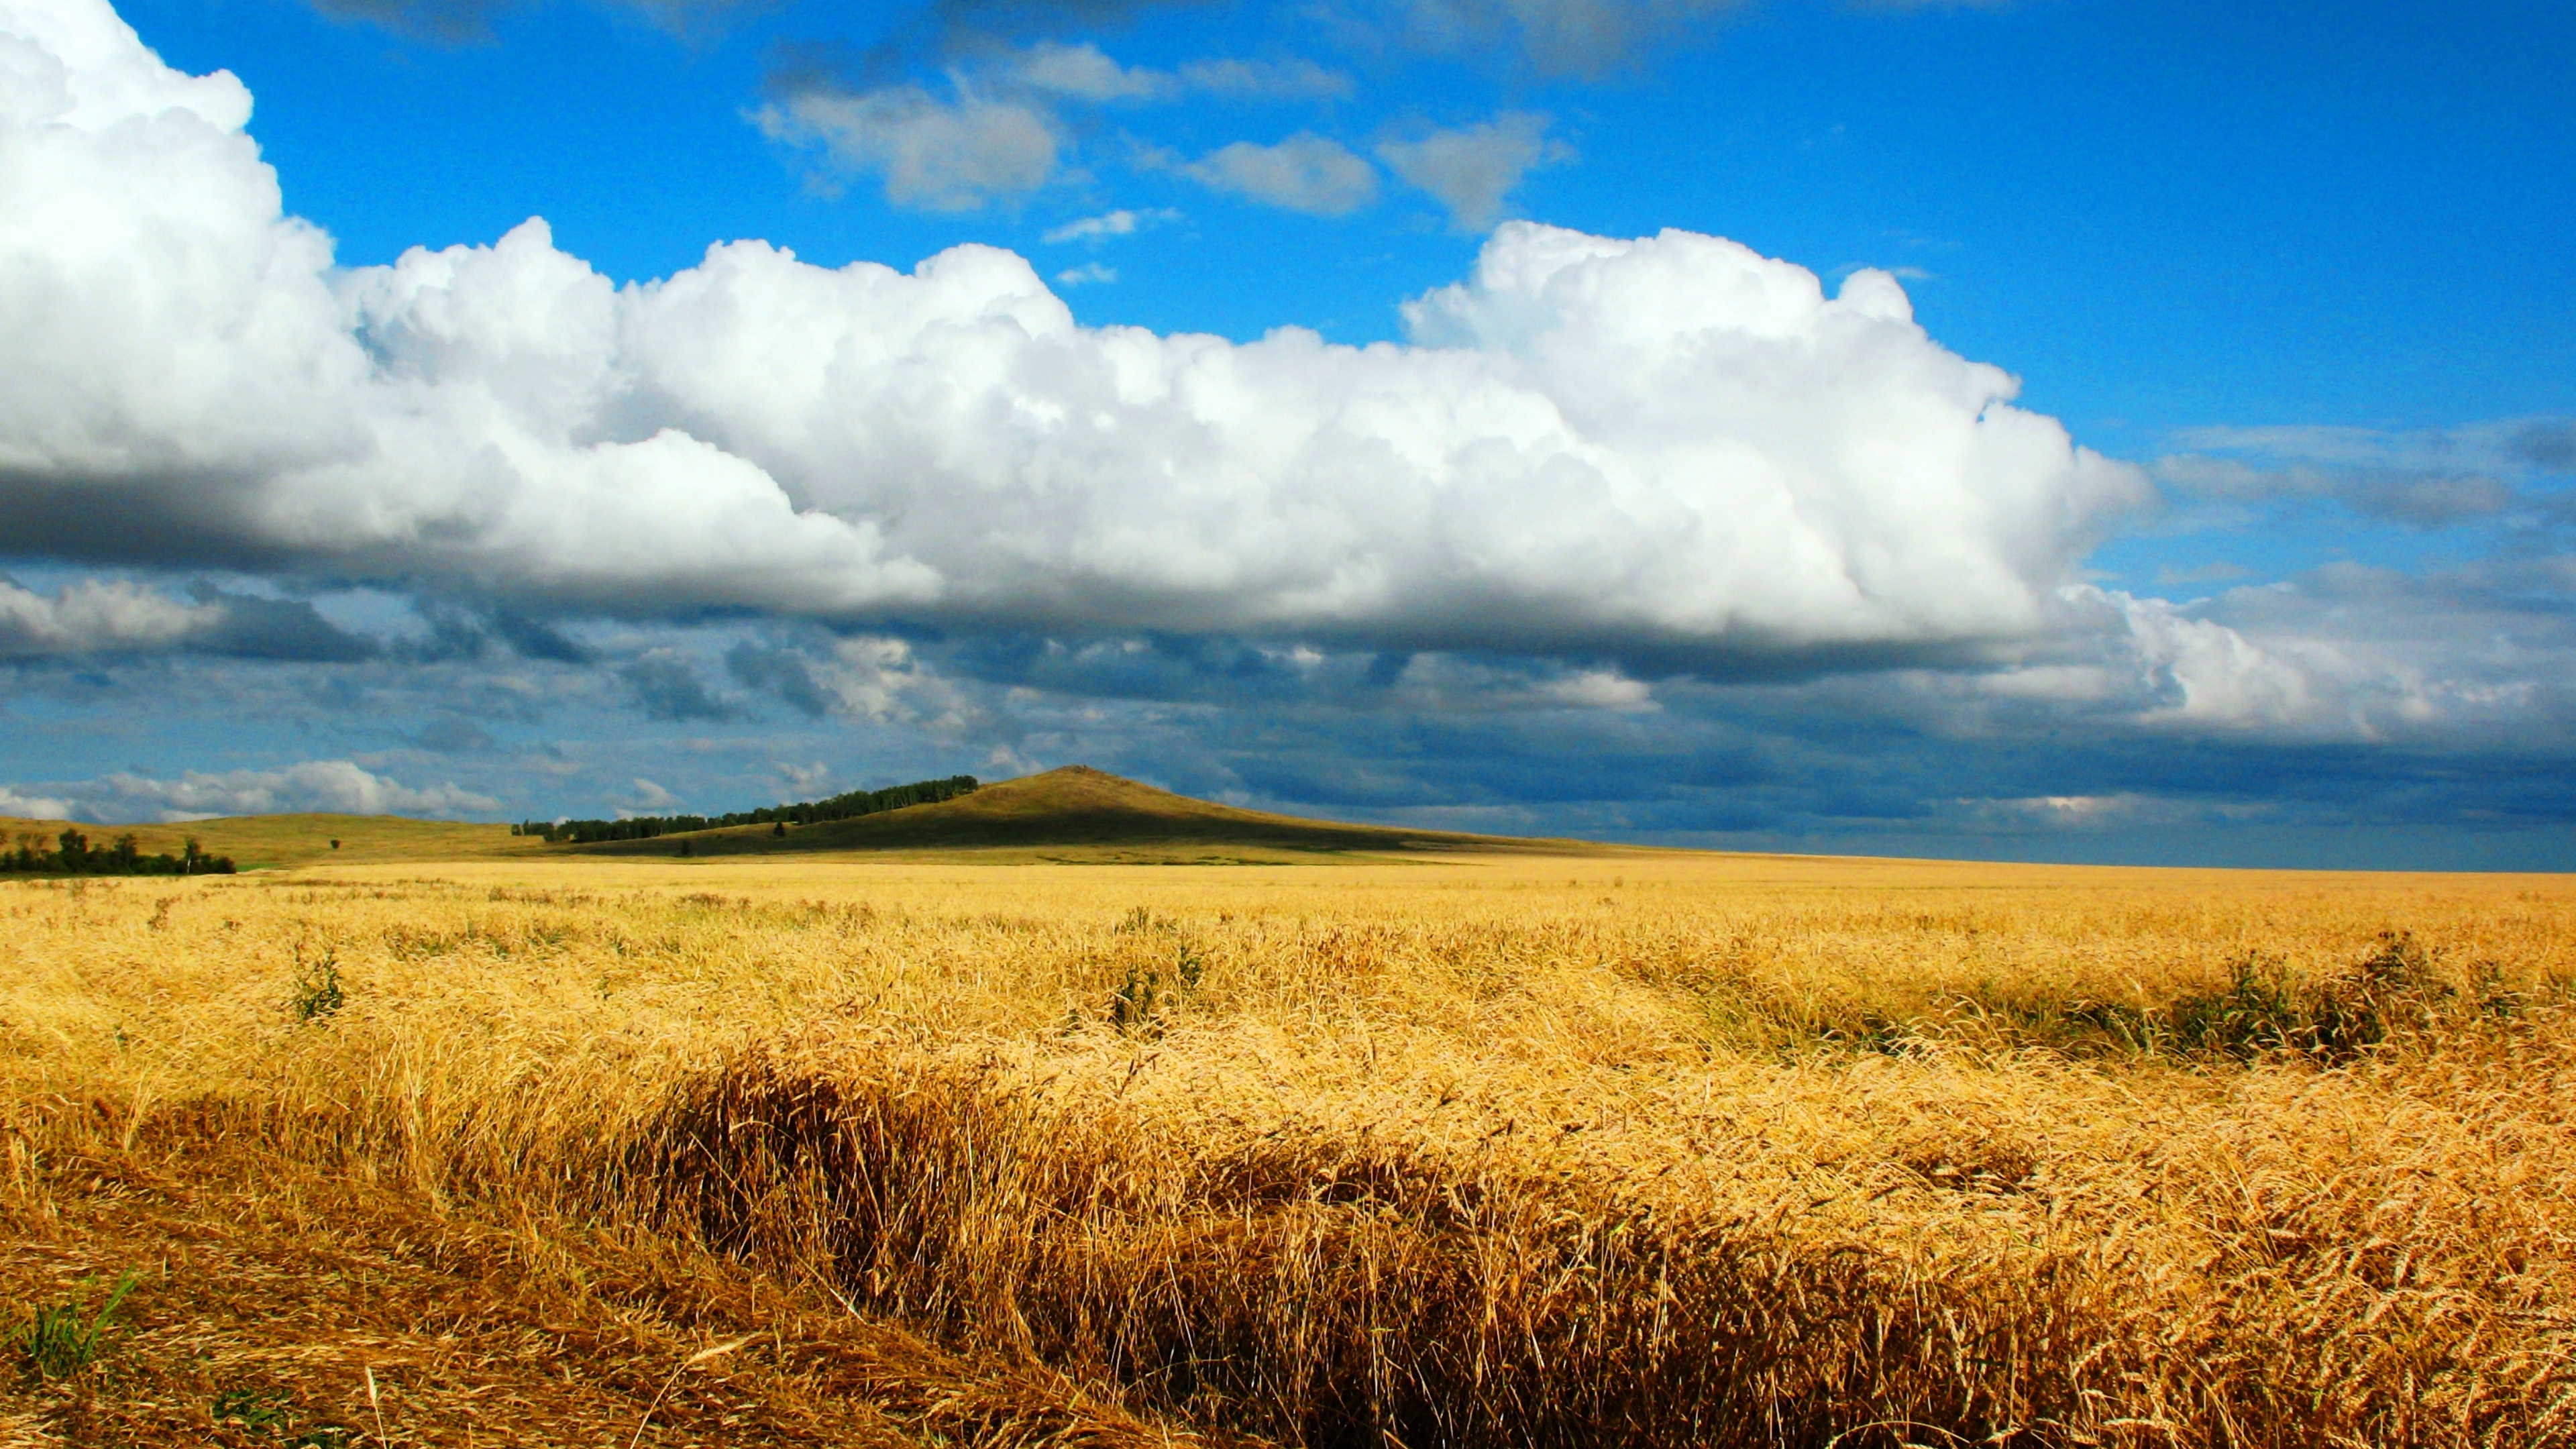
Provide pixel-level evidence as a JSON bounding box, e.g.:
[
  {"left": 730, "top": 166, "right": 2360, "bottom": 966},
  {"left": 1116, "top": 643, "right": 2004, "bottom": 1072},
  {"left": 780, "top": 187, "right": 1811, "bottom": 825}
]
[
  {"left": 0, "top": 828, "right": 234, "bottom": 877},
  {"left": 212, "top": 1385, "right": 292, "bottom": 1430},
  {"left": 2161, "top": 929, "right": 2469, "bottom": 1061},
  {"left": 214, "top": 1386, "right": 354, "bottom": 1445},
  {"left": 521, "top": 773, "right": 981, "bottom": 845},
  {"left": 291, "top": 949, "right": 346, "bottom": 1023},
  {"left": 13, "top": 1270, "right": 139, "bottom": 1382}
]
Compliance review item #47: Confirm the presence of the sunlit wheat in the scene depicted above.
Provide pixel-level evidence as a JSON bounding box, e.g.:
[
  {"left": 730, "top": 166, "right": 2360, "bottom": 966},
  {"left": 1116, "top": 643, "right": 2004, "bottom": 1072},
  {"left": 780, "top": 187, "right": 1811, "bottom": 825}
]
[{"left": 3, "top": 854, "right": 2570, "bottom": 1446}]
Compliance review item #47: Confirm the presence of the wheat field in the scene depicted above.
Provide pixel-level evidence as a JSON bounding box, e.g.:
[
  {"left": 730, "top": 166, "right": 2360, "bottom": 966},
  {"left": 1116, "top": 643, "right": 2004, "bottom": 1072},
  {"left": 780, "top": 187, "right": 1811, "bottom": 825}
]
[{"left": 3, "top": 853, "right": 2573, "bottom": 1446}]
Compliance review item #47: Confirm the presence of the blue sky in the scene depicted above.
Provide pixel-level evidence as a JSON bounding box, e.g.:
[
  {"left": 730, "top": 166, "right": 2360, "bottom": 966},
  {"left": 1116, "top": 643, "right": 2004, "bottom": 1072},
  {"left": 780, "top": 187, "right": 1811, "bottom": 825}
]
[{"left": 0, "top": 0, "right": 2569, "bottom": 867}]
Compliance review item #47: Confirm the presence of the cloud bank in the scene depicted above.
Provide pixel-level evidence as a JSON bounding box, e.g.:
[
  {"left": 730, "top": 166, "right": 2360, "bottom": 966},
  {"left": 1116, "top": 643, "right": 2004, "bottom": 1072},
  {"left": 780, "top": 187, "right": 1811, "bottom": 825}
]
[
  {"left": 0, "top": 578, "right": 211, "bottom": 657},
  {"left": 2, "top": 759, "right": 498, "bottom": 823},
  {"left": 0, "top": 578, "right": 374, "bottom": 659},
  {"left": 0, "top": 0, "right": 2159, "bottom": 677},
  {"left": 2151, "top": 420, "right": 2573, "bottom": 530}
]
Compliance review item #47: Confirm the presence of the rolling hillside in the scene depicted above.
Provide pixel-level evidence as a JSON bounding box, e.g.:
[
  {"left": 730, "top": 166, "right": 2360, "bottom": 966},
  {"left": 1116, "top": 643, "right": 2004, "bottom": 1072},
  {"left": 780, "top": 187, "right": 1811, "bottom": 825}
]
[
  {"left": 0, "top": 812, "right": 539, "bottom": 871},
  {"left": 570, "top": 765, "right": 1601, "bottom": 861},
  {"left": 0, "top": 767, "right": 1599, "bottom": 871}
]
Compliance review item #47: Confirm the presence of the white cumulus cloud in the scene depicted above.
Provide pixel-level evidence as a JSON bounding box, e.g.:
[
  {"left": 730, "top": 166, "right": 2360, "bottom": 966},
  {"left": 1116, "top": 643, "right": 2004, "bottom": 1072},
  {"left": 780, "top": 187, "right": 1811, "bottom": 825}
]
[
  {"left": 1955, "top": 583, "right": 2504, "bottom": 741},
  {"left": 2098, "top": 590, "right": 2339, "bottom": 731},
  {"left": 0, "top": 578, "right": 213, "bottom": 655},
  {"left": 621, "top": 777, "right": 680, "bottom": 813},
  {"left": 815, "top": 636, "right": 971, "bottom": 727},
  {"left": 0, "top": 787, "right": 74, "bottom": 820},
  {"left": 0, "top": 0, "right": 2159, "bottom": 678},
  {"left": 0, "top": 577, "right": 369, "bottom": 659}
]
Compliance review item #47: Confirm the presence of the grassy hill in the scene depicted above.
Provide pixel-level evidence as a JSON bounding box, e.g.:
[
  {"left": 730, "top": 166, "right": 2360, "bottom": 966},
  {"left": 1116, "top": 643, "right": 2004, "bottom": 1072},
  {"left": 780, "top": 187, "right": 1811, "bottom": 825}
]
[
  {"left": 570, "top": 765, "right": 1603, "bottom": 862},
  {"left": 0, "top": 812, "right": 540, "bottom": 871},
  {"left": 0, "top": 766, "right": 1599, "bottom": 871}
]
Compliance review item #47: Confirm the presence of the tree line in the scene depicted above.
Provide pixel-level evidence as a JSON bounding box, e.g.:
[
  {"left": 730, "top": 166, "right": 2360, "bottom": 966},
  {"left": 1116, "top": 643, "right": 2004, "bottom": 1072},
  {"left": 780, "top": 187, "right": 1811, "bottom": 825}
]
[
  {"left": 515, "top": 775, "right": 980, "bottom": 845},
  {"left": 2, "top": 828, "right": 237, "bottom": 876}
]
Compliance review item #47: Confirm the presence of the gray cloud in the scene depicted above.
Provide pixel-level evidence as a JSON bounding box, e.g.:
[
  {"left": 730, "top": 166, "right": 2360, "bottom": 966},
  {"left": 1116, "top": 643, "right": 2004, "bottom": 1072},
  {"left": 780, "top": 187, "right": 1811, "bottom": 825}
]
[
  {"left": 1385, "top": 0, "right": 1748, "bottom": 76},
  {"left": 2513, "top": 421, "right": 2576, "bottom": 474},
  {"left": 486, "top": 608, "right": 594, "bottom": 664},
  {"left": 998, "top": 43, "right": 1356, "bottom": 104},
  {"left": 1006, "top": 40, "right": 1173, "bottom": 99},
  {"left": 303, "top": 0, "right": 511, "bottom": 40},
  {"left": 1174, "top": 56, "right": 1354, "bottom": 99},
  {"left": 294, "top": 0, "right": 1961, "bottom": 83},
  {"left": 1376, "top": 111, "right": 1570, "bottom": 230},
  {"left": 0, "top": 467, "right": 292, "bottom": 572},
  {"left": 389, "top": 600, "right": 593, "bottom": 665},
  {"left": 755, "top": 39, "right": 1361, "bottom": 216},
  {"left": 2169, "top": 419, "right": 2576, "bottom": 478},
  {"left": 0, "top": 578, "right": 374, "bottom": 661},
  {"left": 306, "top": 0, "right": 757, "bottom": 42},
  {"left": 2340, "top": 473, "right": 2520, "bottom": 527},
  {"left": 2149, "top": 415, "right": 2576, "bottom": 531},
  {"left": 5, "top": 576, "right": 2569, "bottom": 865},
  {"left": 619, "top": 650, "right": 738, "bottom": 722},
  {"left": 725, "top": 639, "right": 833, "bottom": 718},
  {"left": 2152, "top": 455, "right": 2520, "bottom": 529},
  {"left": 188, "top": 587, "right": 381, "bottom": 661},
  {"left": 755, "top": 83, "right": 1061, "bottom": 210},
  {"left": 396, "top": 599, "right": 501, "bottom": 663},
  {"left": 415, "top": 715, "right": 499, "bottom": 753},
  {"left": 818, "top": 0, "right": 1202, "bottom": 81},
  {"left": 1173, "top": 133, "right": 1382, "bottom": 213},
  {"left": 920, "top": 617, "right": 2576, "bottom": 868}
]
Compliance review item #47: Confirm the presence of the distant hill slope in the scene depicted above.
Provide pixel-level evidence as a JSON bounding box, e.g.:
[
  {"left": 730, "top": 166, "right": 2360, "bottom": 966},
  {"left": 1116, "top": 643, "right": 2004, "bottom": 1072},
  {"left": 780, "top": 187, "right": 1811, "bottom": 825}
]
[
  {"left": 0, "top": 814, "right": 538, "bottom": 871},
  {"left": 0, "top": 768, "right": 1601, "bottom": 872},
  {"left": 570, "top": 766, "right": 1599, "bottom": 861}
]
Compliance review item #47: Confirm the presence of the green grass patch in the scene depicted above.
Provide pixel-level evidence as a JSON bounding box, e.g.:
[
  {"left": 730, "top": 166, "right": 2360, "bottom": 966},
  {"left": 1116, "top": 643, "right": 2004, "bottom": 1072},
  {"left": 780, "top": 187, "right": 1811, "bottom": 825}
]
[
  {"left": 13, "top": 1269, "right": 138, "bottom": 1382},
  {"left": 215, "top": 1385, "right": 354, "bottom": 1445}
]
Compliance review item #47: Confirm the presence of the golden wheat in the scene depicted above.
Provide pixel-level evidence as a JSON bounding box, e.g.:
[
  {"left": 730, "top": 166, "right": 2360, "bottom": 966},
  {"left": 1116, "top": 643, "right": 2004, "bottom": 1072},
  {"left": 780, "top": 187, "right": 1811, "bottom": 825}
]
[{"left": 4, "top": 854, "right": 2572, "bottom": 1446}]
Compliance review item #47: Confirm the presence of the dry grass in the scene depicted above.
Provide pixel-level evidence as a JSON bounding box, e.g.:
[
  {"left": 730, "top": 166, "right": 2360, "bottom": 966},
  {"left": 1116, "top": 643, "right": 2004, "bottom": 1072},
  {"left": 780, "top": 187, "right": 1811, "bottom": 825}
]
[{"left": 3, "top": 853, "right": 2573, "bottom": 1446}]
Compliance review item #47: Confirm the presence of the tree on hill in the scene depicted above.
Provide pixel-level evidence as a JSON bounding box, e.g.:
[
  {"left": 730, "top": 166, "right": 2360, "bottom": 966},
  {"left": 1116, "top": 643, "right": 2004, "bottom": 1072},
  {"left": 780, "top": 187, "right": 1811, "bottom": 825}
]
[{"left": 527, "top": 774, "right": 979, "bottom": 845}]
